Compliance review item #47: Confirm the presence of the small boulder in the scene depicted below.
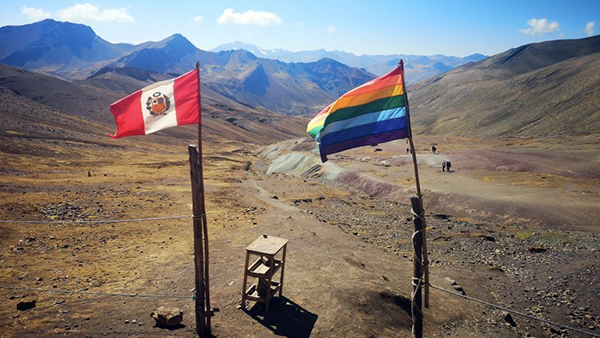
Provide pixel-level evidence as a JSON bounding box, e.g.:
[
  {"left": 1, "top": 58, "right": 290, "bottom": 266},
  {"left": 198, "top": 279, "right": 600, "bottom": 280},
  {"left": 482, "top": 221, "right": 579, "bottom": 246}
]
[
  {"left": 151, "top": 306, "right": 183, "bottom": 328},
  {"left": 17, "top": 300, "right": 36, "bottom": 311},
  {"left": 528, "top": 246, "right": 547, "bottom": 253},
  {"left": 504, "top": 312, "right": 517, "bottom": 327}
]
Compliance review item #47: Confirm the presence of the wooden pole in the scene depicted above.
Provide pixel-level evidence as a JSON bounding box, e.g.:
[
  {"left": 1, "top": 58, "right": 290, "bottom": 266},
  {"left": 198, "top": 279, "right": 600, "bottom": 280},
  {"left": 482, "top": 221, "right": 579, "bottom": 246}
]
[
  {"left": 401, "top": 59, "right": 430, "bottom": 308},
  {"left": 407, "top": 135, "right": 429, "bottom": 308},
  {"left": 189, "top": 62, "right": 211, "bottom": 337},
  {"left": 198, "top": 132, "right": 212, "bottom": 332},
  {"left": 189, "top": 145, "right": 208, "bottom": 336},
  {"left": 196, "top": 62, "right": 212, "bottom": 334},
  {"left": 411, "top": 196, "right": 424, "bottom": 338}
]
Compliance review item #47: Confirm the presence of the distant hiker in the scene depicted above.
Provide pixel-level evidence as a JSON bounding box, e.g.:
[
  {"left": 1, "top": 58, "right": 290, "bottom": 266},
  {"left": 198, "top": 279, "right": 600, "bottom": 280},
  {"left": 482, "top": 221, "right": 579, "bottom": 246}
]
[
  {"left": 446, "top": 161, "right": 452, "bottom": 172},
  {"left": 406, "top": 148, "right": 410, "bottom": 154},
  {"left": 442, "top": 161, "right": 447, "bottom": 172},
  {"left": 432, "top": 145, "right": 437, "bottom": 154}
]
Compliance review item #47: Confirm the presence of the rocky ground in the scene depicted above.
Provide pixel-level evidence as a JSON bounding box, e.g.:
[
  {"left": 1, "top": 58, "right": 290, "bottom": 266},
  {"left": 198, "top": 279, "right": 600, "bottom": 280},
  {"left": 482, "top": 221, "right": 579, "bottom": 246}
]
[{"left": 1, "top": 134, "right": 599, "bottom": 337}]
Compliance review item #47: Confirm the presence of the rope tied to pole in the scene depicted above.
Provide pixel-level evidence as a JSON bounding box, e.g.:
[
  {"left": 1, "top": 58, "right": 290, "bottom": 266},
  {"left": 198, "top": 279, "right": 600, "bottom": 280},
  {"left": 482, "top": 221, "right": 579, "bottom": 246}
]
[
  {"left": 410, "top": 195, "right": 426, "bottom": 337},
  {"left": 411, "top": 276, "right": 425, "bottom": 317},
  {"left": 411, "top": 228, "right": 424, "bottom": 238},
  {"left": 411, "top": 207, "right": 430, "bottom": 271},
  {"left": 411, "top": 208, "right": 425, "bottom": 221},
  {"left": 0, "top": 215, "right": 192, "bottom": 225},
  {"left": 0, "top": 285, "right": 194, "bottom": 300},
  {"left": 430, "top": 284, "right": 600, "bottom": 338}
]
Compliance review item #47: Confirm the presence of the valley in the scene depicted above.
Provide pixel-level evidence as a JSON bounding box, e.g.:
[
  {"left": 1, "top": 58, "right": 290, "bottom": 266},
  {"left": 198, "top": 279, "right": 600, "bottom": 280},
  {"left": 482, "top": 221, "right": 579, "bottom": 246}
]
[{"left": 1, "top": 128, "right": 599, "bottom": 337}]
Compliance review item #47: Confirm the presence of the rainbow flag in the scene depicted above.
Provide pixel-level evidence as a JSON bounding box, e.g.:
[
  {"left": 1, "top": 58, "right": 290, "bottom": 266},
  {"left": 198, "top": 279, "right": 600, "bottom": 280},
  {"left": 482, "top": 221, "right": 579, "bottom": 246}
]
[{"left": 306, "top": 63, "right": 410, "bottom": 162}]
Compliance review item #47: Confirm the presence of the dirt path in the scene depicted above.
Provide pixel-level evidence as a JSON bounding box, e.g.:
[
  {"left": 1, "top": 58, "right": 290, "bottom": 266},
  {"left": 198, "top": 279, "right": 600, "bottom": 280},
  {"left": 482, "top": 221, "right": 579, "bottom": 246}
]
[
  {"left": 247, "top": 177, "right": 299, "bottom": 212},
  {"left": 333, "top": 139, "right": 600, "bottom": 233},
  {"left": 414, "top": 153, "right": 600, "bottom": 232}
]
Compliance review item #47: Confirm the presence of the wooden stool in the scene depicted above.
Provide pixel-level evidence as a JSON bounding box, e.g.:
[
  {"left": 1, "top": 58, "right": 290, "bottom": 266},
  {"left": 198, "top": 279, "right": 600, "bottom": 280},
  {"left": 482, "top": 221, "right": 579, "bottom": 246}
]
[{"left": 242, "top": 234, "right": 288, "bottom": 313}]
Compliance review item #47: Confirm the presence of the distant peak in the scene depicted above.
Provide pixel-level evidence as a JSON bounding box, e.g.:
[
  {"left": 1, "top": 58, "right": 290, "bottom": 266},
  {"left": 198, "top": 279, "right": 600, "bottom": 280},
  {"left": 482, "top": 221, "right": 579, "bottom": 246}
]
[
  {"left": 166, "top": 33, "right": 189, "bottom": 43},
  {"left": 464, "top": 53, "right": 488, "bottom": 61},
  {"left": 214, "top": 41, "right": 258, "bottom": 50},
  {"left": 39, "top": 18, "right": 57, "bottom": 24},
  {"left": 154, "top": 33, "right": 196, "bottom": 50},
  {"left": 231, "top": 48, "right": 258, "bottom": 60},
  {"left": 317, "top": 57, "right": 344, "bottom": 66},
  {"left": 210, "top": 41, "right": 278, "bottom": 57},
  {"left": 231, "top": 41, "right": 250, "bottom": 47},
  {"left": 19, "top": 18, "right": 91, "bottom": 30}
]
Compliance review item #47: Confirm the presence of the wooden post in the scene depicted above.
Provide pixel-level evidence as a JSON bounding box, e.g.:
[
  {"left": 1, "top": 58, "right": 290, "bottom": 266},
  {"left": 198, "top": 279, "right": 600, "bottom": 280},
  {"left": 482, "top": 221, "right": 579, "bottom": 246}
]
[
  {"left": 191, "top": 62, "right": 211, "bottom": 336},
  {"left": 402, "top": 59, "right": 430, "bottom": 308},
  {"left": 196, "top": 71, "right": 212, "bottom": 332},
  {"left": 411, "top": 196, "right": 424, "bottom": 338},
  {"left": 188, "top": 145, "right": 211, "bottom": 336},
  {"left": 408, "top": 135, "right": 430, "bottom": 309}
]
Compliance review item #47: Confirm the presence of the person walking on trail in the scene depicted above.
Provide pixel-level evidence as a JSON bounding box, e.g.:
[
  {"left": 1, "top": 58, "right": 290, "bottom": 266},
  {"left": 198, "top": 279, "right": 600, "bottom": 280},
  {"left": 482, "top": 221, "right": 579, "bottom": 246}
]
[
  {"left": 442, "top": 160, "right": 452, "bottom": 172},
  {"left": 432, "top": 145, "right": 437, "bottom": 155}
]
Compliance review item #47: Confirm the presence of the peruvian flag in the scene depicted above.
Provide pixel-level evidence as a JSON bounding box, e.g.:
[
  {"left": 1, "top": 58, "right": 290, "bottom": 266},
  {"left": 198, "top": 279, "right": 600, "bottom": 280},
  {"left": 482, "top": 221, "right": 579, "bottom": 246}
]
[{"left": 108, "top": 67, "right": 200, "bottom": 138}]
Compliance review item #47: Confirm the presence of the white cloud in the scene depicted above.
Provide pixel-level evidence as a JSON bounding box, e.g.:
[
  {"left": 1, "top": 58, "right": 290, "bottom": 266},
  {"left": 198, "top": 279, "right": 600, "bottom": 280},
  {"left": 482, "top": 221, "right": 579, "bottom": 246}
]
[
  {"left": 192, "top": 15, "right": 203, "bottom": 22},
  {"left": 21, "top": 6, "right": 52, "bottom": 21},
  {"left": 56, "top": 3, "right": 134, "bottom": 23},
  {"left": 217, "top": 8, "right": 282, "bottom": 26},
  {"left": 519, "top": 18, "right": 559, "bottom": 36},
  {"left": 328, "top": 25, "right": 336, "bottom": 34},
  {"left": 586, "top": 21, "right": 595, "bottom": 36}
]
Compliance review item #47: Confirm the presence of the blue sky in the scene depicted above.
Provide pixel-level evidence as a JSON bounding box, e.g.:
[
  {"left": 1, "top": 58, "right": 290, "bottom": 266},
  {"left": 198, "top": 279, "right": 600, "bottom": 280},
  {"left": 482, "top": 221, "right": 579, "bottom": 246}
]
[{"left": 1, "top": 1, "right": 599, "bottom": 57}]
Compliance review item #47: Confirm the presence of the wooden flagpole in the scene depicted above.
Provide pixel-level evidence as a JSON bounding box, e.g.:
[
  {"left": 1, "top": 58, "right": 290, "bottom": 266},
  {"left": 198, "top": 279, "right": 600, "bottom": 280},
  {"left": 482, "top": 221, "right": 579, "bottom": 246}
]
[
  {"left": 410, "top": 196, "right": 424, "bottom": 338},
  {"left": 188, "top": 145, "right": 207, "bottom": 335},
  {"left": 197, "top": 62, "right": 212, "bottom": 334},
  {"left": 400, "top": 59, "right": 430, "bottom": 338},
  {"left": 401, "top": 60, "right": 430, "bottom": 308},
  {"left": 189, "top": 61, "right": 211, "bottom": 336}
]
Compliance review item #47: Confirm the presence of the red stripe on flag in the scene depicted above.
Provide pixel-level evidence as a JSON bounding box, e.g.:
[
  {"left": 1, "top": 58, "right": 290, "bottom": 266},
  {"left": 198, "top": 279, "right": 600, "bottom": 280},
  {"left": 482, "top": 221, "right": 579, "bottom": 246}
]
[
  {"left": 108, "top": 90, "right": 145, "bottom": 138},
  {"left": 174, "top": 68, "right": 201, "bottom": 126},
  {"left": 343, "top": 66, "right": 403, "bottom": 97}
]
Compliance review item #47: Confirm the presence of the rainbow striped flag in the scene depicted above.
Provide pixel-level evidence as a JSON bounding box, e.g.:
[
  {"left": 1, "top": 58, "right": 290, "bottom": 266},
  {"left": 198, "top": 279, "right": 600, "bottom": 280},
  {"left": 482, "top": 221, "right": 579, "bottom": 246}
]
[{"left": 306, "top": 62, "right": 410, "bottom": 162}]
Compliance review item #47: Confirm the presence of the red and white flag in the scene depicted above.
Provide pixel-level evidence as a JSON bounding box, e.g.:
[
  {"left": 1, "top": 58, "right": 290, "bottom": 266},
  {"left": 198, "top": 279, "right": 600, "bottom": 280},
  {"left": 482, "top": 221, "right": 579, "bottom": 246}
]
[{"left": 108, "top": 67, "right": 200, "bottom": 138}]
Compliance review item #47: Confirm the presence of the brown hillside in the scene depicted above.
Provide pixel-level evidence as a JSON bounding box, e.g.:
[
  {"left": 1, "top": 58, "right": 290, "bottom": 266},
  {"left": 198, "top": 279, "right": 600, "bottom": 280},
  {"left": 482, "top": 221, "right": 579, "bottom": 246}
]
[
  {"left": 409, "top": 47, "right": 600, "bottom": 138},
  {"left": 0, "top": 63, "right": 307, "bottom": 148},
  {"left": 0, "top": 64, "right": 119, "bottom": 125},
  {"left": 480, "top": 35, "right": 600, "bottom": 77}
]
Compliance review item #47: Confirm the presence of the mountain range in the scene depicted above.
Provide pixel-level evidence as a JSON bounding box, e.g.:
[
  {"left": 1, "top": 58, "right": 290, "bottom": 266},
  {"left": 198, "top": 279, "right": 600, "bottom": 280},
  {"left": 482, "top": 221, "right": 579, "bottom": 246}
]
[
  {"left": 0, "top": 19, "right": 482, "bottom": 116},
  {"left": 1, "top": 19, "right": 599, "bottom": 140},
  {"left": 0, "top": 20, "right": 379, "bottom": 116},
  {"left": 0, "top": 19, "right": 137, "bottom": 80},
  {"left": 211, "top": 41, "right": 487, "bottom": 83}
]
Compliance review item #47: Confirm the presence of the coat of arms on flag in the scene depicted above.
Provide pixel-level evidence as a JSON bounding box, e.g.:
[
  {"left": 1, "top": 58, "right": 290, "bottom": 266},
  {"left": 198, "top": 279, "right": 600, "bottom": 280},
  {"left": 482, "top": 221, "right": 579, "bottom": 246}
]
[
  {"left": 146, "top": 92, "right": 171, "bottom": 116},
  {"left": 108, "top": 67, "right": 200, "bottom": 139}
]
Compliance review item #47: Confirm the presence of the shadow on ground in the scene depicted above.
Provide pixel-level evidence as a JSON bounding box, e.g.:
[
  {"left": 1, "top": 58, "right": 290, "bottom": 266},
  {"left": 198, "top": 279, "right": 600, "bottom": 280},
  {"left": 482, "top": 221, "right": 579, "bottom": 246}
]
[{"left": 244, "top": 297, "right": 318, "bottom": 338}]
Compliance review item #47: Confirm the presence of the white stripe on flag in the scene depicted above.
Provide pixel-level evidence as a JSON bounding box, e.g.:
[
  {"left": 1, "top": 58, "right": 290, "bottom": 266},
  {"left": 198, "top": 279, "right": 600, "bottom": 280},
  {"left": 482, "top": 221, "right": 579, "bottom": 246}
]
[{"left": 141, "top": 80, "right": 179, "bottom": 135}]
